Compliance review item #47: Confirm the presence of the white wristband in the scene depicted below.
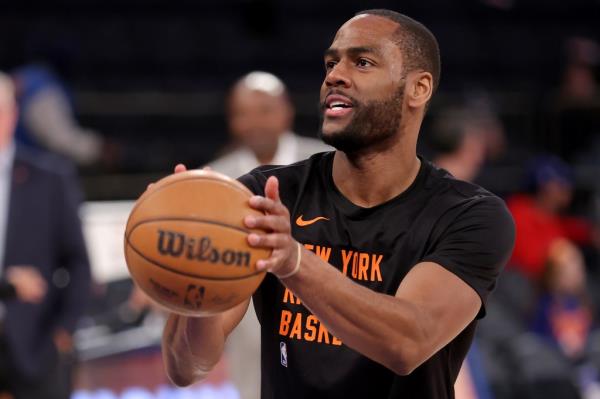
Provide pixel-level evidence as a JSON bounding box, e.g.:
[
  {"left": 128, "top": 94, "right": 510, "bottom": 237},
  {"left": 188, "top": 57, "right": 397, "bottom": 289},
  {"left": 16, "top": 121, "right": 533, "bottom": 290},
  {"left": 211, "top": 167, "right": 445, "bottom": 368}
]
[{"left": 279, "top": 242, "right": 302, "bottom": 280}]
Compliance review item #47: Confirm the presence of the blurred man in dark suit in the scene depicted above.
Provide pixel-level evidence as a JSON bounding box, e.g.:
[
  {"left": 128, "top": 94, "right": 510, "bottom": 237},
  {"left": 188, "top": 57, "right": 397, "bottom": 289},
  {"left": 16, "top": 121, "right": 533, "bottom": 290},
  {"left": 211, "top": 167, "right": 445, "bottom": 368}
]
[{"left": 0, "top": 71, "right": 91, "bottom": 399}]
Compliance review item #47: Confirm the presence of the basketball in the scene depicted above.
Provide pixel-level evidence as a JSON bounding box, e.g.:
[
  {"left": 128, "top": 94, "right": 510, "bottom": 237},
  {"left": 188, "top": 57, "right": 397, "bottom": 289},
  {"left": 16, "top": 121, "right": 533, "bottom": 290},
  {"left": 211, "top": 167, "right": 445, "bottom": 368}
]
[{"left": 124, "top": 170, "right": 269, "bottom": 316}]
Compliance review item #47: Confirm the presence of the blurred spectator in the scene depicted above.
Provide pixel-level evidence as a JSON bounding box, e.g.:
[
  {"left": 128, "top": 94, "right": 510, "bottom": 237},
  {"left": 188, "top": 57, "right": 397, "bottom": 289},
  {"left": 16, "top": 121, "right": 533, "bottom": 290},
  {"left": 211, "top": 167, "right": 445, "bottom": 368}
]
[
  {"left": 532, "top": 239, "right": 600, "bottom": 396},
  {"left": 11, "top": 64, "right": 108, "bottom": 166},
  {"left": 209, "top": 71, "right": 331, "bottom": 178},
  {"left": 0, "top": 71, "right": 91, "bottom": 399},
  {"left": 208, "top": 71, "right": 330, "bottom": 399},
  {"left": 560, "top": 37, "right": 599, "bottom": 103},
  {"left": 429, "top": 106, "right": 489, "bottom": 182},
  {"left": 533, "top": 239, "right": 593, "bottom": 360},
  {"left": 508, "top": 155, "right": 597, "bottom": 279},
  {"left": 545, "top": 37, "right": 600, "bottom": 163}
]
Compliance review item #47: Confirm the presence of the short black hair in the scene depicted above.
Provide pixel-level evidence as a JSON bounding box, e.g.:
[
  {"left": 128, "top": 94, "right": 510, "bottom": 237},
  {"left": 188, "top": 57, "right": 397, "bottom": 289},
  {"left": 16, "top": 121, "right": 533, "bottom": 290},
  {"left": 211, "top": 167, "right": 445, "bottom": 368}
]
[{"left": 355, "top": 9, "right": 441, "bottom": 93}]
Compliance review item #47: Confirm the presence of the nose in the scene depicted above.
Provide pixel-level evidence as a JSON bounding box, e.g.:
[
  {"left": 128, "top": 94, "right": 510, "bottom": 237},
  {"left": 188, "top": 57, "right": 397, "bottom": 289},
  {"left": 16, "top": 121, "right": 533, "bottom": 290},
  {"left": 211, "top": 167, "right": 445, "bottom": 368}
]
[{"left": 325, "top": 62, "right": 351, "bottom": 88}]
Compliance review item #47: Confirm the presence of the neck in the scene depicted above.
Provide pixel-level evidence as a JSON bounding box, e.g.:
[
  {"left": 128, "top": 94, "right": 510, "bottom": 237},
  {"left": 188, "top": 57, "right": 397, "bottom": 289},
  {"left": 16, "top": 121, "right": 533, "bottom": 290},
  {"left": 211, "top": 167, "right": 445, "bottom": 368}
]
[{"left": 331, "top": 118, "right": 421, "bottom": 208}]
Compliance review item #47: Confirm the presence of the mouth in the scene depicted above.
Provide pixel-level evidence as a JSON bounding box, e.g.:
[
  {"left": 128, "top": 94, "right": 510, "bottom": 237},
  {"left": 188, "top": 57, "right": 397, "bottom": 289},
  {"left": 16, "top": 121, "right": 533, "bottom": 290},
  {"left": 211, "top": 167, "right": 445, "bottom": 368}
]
[{"left": 324, "top": 94, "right": 354, "bottom": 118}]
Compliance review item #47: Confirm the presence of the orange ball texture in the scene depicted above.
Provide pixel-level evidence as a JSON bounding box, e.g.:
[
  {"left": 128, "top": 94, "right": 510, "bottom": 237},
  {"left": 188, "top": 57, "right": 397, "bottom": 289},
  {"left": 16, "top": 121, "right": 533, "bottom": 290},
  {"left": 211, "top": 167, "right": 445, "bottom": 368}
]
[{"left": 124, "top": 170, "right": 269, "bottom": 316}]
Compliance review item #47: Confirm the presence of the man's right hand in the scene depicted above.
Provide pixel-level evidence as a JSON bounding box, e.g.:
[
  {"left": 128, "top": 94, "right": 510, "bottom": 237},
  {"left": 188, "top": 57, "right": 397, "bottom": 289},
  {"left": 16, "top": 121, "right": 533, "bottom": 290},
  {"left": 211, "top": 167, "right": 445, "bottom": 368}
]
[{"left": 5, "top": 266, "right": 47, "bottom": 304}]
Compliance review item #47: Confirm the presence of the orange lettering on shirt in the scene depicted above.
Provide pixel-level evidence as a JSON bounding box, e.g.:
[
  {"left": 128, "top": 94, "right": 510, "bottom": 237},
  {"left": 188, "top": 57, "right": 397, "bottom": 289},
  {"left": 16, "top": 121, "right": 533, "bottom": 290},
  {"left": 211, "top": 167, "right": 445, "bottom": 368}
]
[
  {"left": 304, "top": 315, "right": 318, "bottom": 341},
  {"left": 371, "top": 254, "right": 383, "bottom": 282},
  {"left": 351, "top": 252, "right": 359, "bottom": 279},
  {"left": 289, "top": 313, "right": 303, "bottom": 339},
  {"left": 315, "top": 246, "right": 332, "bottom": 262},
  {"left": 332, "top": 335, "right": 343, "bottom": 346},
  {"left": 283, "top": 288, "right": 294, "bottom": 304},
  {"left": 282, "top": 288, "right": 301, "bottom": 305},
  {"left": 358, "top": 253, "right": 369, "bottom": 281},
  {"left": 317, "top": 323, "right": 331, "bottom": 344},
  {"left": 341, "top": 250, "right": 353, "bottom": 276},
  {"left": 279, "top": 310, "right": 292, "bottom": 336},
  {"left": 304, "top": 244, "right": 314, "bottom": 251}
]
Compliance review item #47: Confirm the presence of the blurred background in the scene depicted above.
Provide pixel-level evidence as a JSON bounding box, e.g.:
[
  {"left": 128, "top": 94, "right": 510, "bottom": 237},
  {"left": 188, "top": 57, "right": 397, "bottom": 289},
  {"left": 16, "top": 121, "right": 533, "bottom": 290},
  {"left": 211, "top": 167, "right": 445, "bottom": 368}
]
[{"left": 1, "top": 0, "right": 600, "bottom": 398}]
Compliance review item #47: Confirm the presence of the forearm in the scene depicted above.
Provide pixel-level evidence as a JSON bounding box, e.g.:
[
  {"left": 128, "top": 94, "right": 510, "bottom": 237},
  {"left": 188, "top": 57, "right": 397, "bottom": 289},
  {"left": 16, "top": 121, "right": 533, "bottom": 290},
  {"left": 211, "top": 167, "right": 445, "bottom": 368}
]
[
  {"left": 162, "top": 313, "right": 227, "bottom": 386},
  {"left": 281, "top": 248, "right": 426, "bottom": 374}
]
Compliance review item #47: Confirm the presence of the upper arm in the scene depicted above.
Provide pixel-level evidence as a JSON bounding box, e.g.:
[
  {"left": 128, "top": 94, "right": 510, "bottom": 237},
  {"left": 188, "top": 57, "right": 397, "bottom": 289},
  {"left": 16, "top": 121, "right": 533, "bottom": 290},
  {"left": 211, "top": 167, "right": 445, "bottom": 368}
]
[
  {"left": 394, "top": 261, "right": 480, "bottom": 367},
  {"left": 422, "top": 196, "right": 515, "bottom": 318},
  {"left": 392, "top": 196, "right": 515, "bottom": 370}
]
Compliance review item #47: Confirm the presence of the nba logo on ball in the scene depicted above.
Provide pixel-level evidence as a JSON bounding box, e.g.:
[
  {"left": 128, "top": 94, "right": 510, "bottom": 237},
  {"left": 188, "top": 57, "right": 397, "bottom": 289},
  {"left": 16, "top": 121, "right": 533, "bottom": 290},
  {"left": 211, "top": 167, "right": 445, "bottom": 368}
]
[{"left": 280, "top": 342, "right": 288, "bottom": 367}]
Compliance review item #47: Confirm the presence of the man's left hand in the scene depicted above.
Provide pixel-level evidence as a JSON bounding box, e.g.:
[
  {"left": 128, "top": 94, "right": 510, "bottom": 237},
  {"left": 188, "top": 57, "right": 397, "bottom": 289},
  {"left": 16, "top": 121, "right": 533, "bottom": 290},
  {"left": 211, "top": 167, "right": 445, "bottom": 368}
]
[{"left": 244, "top": 176, "right": 300, "bottom": 278}]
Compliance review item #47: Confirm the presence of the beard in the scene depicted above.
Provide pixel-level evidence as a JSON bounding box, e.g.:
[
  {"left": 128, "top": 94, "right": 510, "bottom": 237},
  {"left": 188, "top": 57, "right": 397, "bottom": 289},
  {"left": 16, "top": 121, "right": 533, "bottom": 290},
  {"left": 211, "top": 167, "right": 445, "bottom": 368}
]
[{"left": 319, "top": 83, "right": 405, "bottom": 154}]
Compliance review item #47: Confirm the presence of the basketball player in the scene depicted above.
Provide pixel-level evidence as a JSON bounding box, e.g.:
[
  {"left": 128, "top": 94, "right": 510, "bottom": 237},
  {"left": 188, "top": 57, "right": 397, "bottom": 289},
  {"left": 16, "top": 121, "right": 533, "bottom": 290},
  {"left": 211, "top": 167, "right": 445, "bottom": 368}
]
[{"left": 162, "top": 9, "right": 515, "bottom": 398}]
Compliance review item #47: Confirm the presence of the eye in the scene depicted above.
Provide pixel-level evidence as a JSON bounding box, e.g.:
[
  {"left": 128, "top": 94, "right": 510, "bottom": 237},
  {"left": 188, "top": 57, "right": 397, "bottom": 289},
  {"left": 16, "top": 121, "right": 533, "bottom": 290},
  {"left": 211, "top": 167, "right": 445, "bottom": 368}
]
[
  {"left": 325, "top": 60, "right": 337, "bottom": 70},
  {"left": 356, "top": 58, "right": 373, "bottom": 68}
]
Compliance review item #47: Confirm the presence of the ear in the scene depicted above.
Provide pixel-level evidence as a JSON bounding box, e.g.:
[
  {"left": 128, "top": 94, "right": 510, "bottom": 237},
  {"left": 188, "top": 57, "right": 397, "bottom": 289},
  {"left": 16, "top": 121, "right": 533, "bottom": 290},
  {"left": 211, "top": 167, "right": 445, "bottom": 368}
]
[{"left": 406, "top": 71, "right": 433, "bottom": 109}]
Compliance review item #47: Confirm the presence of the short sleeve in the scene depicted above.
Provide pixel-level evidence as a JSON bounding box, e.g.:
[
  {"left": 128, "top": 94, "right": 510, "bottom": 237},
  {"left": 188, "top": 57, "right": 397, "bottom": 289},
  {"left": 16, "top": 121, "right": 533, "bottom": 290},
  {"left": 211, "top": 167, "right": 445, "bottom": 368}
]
[
  {"left": 237, "top": 169, "right": 268, "bottom": 196},
  {"left": 422, "top": 196, "right": 515, "bottom": 318}
]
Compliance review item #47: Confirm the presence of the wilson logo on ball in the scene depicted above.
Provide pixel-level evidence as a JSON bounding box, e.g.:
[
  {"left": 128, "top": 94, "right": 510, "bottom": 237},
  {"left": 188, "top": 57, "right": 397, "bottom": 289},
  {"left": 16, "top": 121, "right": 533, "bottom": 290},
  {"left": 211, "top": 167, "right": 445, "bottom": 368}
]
[{"left": 157, "top": 229, "right": 251, "bottom": 267}]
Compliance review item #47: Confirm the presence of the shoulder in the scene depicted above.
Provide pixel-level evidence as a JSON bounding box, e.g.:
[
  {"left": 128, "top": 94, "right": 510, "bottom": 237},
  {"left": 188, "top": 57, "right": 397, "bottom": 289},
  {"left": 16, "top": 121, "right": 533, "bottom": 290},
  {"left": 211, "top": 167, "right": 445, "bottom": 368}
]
[
  {"left": 422, "top": 159, "right": 515, "bottom": 233},
  {"left": 238, "top": 151, "right": 332, "bottom": 196},
  {"left": 425, "top": 159, "right": 506, "bottom": 207}
]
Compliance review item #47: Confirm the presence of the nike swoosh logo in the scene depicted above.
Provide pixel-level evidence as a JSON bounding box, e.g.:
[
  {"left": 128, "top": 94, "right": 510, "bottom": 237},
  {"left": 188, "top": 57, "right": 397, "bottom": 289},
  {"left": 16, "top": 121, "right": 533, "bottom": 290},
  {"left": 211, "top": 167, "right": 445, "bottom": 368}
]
[{"left": 295, "top": 215, "right": 330, "bottom": 227}]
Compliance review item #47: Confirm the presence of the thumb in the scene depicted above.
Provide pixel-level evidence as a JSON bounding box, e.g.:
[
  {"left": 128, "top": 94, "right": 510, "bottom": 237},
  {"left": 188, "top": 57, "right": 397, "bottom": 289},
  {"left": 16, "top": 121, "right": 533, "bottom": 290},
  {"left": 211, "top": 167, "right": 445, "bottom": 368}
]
[
  {"left": 264, "top": 176, "right": 281, "bottom": 203},
  {"left": 174, "top": 164, "right": 187, "bottom": 174}
]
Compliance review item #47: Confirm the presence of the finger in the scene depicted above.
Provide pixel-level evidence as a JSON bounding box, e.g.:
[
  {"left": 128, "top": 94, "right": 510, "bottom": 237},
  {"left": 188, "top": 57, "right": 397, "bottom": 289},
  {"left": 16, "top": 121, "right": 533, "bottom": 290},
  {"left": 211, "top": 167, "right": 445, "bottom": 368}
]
[
  {"left": 244, "top": 214, "right": 290, "bottom": 233},
  {"left": 248, "top": 196, "right": 288, "bottom": 216},
  {"left": 146, "top": 182, "right": 155, "bottom": 191},
  {"left": 247, "top": 233, "right": 289, "bottom": 249},
  {"left": 256, "top": 258, "right": 278, "bottom": 272},
  {"left": 264, "top": 176, "right": 281, "bottom": 203},
  {"left": 174, "top": 164, "right": 187, "bottom": 174},
  {"left": 255, "top": 255, "right": 292, "bottom": 273},
  {"left": 202, "top": 166, "right": 212, "bottom": 171}
]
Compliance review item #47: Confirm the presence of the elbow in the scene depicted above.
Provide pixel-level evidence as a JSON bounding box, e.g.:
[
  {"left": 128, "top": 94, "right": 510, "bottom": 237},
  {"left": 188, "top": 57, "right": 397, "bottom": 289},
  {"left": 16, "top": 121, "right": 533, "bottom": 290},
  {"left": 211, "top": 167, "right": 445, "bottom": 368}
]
[
  {"left": 388, "top": 347, "right": 422, "bottom": 376},
  {"left": 390, "top": 360, "right": 419, "bottom": 377},
  {"left": 166, "top": 366, "right": 210, "bottom": 387},
  {"left": 168, "top": 372, "right": 196, "bottom": 388},
  {"left": 386, "top": 336, "right": 427, "bottom": 376}
]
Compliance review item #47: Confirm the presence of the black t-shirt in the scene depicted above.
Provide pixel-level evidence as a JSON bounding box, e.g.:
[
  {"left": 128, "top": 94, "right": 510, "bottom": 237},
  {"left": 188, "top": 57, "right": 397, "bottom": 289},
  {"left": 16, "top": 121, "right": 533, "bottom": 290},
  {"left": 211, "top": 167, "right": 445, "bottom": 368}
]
[{"left": 238, "top": 152, "right": 515, "bottom": 399}]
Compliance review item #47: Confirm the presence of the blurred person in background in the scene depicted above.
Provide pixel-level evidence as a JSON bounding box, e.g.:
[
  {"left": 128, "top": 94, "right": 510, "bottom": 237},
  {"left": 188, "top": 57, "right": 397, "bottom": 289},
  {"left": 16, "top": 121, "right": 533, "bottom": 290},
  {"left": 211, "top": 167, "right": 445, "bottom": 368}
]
[
  {"left": 209, "top": 71, "right": 331, "bottom": 178},
  {"left": 508, "top": 155, "right": 597, "bottom": 280},
  {"left": 0, "top": 71, "right": 91, "bottom": 399},
  {"left": 546, "top": 36, "right": 600, "bottom": 164},
  {"left": 532, "top": 238, "right": 600, "bottom": 396},
  {"left": 429, "top": 106, "right": 489, "bottom": 183},
  {"left": 11, "top": 64, "right": 109, "bottom": 167},
  {"left": 208, "top": 71, "right": 330, "bottom": 399}
]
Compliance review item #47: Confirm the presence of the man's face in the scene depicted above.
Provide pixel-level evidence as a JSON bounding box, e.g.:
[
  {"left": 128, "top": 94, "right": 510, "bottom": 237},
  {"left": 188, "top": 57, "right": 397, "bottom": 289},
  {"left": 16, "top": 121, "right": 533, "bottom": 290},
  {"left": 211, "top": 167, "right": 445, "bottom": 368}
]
[
  {"left": 319, "top": 15, "right": 406, "bottom": 153},
  {"left": 228, "top": 87, "right": 293, "bottom": 157}
]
